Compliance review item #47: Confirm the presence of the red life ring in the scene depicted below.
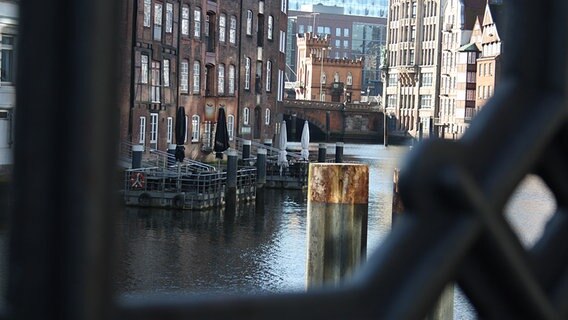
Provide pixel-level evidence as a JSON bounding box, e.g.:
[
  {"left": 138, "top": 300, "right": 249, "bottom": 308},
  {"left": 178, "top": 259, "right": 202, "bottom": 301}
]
[{"left": 130, "top": 172, "right": 145, "bottom": 189}]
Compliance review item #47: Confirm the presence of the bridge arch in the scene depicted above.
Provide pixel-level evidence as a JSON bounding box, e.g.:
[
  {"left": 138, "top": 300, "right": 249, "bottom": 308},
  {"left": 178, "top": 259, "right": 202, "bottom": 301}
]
[{"left": 282, "top": 113, "right": 328, "bottom": 142}]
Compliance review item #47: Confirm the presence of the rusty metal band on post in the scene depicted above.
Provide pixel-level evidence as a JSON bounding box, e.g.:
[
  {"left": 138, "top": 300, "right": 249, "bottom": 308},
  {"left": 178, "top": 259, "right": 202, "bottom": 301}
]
[{"left": 308, "top": 163, "right": 369, "bottom": 204}]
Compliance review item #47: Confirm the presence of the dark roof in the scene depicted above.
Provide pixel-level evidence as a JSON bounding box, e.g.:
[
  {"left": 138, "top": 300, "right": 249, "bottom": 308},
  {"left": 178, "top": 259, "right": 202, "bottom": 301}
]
[{"left": 462, "top": 0, "right": 487, "bottom": 30}]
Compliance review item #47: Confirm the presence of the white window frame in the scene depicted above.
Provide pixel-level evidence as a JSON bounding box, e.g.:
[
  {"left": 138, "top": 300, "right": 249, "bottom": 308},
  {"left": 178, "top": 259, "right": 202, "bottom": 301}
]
[
  {"left": 191, "top": 115, "right": 200, "bottom": 142},
  {"left": 1, "top": 34, "right": 15, "bottom": 83},
  {"left": 229, "top": 16, "right": 237, "bottom": 44},
  {"left": 143, "top": 0, "right": 151, "bottom": 27},
  {"left": 184, "top": 115, "right": 189, "bottom": 143},
  {"left": 243, "top": 107, "right": 250, "bottom": 125},
  {"left": 194, "top": 8, "right": 201, "bottom": 38},
  {"left": 277, "top": 69, "right": 284, "bottom": 102},
  {"left": 150, "top": 113, "right": 159, "bottom": 144},
  {"left": 193, "top": 61, "right": 200, "bottom": 94},
  {"left": 181, "top": 6, "right": 189, "bottom": 36},
  {"left": 219, "top": 14, "right": 226, "bottom": 43},
  {"left": 227, "top": 115, "right": 234, "bottom": 141},
  {"left": 151, "top": 61, "right": 161, "bottom": 103},
  {"left": 166, "top": 3, "right": 173, "bottom": 33},
  {"left": 180, "top": 60, "right": 189, "bottom": 93},
  {"left": 244, "top": 57, "right": 251, "bottom": 90},
  {"left": 166, "top": 117, "right": 173, "bottom": 143},
  {"left": 281, "top": 0, "right": 287, "bottom": 13},
  {"left": 265, "top": 108, "right": 270, "bottom": 125},
  {"left": 246, "top": 10, "right": 253, "bottom": 36},
  {"left": 139, "top": 116, "right": 146, "bottom": 144},
  {"left": 163, "top": 59, "right": 170, "bottom": 87},
  {"left": 279, "top": 31, "right": 286, "bottom": 53},
  {"left": 347, "top": 72, "right": 353, "bottom": 85},
  {"left": 141, "top": 54, "right": 149, "bottom": 84},
  {"left": 266, "top": 60, "right": 272, "bottom": 92},
  {"left": 218, "top": 64, "right": 225, "bottom": 95},
  {"left": 228, "top": 64, "right": 236, "bottom": 95},
  {"left": 267, "top": 15, "right": 274, "bottom": 40}
]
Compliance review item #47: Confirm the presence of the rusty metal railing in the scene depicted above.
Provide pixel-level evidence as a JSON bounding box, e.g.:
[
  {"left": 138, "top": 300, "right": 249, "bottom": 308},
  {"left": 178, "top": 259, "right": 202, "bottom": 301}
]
[{"left": 5, "top": 0, "right": 568, "bottom": 320}]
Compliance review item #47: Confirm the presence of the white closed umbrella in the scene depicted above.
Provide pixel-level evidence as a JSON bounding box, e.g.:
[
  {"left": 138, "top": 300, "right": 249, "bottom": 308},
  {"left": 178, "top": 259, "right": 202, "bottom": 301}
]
[
  {"left": 277, "top": 120, "right": 288, "bottom": 175},
  {"left": 300, "top": 121, "right": 310, "bottom": 161}
]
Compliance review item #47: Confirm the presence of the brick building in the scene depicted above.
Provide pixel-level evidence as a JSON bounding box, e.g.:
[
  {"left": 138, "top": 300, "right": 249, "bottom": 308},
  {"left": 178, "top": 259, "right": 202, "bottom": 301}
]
[
  {"left": 118, "top": 0, "right": 287, "bottom": 161},
  {"left": 294, "top": 33, "right": 363, "bottom": 103}
]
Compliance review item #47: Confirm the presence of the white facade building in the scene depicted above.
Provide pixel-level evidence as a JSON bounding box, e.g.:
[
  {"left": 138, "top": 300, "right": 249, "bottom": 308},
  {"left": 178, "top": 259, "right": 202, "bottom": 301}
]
[{"left": 0, "top": 1, "right": 17, "bottom": 168}]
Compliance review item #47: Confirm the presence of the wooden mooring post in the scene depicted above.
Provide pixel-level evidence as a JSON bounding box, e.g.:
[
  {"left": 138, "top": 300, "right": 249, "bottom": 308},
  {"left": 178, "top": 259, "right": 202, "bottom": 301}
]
[
  {"left": 392, "top": 168, "right": 454, "bottom": 320},
  {"left": 335, "top": 142, "right": 344, "bottom": 163},
  {"left": 242, "top": 139, "right": 251, "bottom": 160},
  {"left": 131, "top": 145, "right": 143, "bottom": 169},
  {"left": 317, "top": 143, "right": 327, "bottom": 163},
  {"left": 306, "top": 163, "right": 369, "bottom": 289},
  {"left": 256, "top": 148, "right": 267, "bottom": 188}
]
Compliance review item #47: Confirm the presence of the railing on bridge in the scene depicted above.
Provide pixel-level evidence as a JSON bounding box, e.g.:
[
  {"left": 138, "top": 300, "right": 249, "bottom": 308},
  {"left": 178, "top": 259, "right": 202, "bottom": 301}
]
[{"left": 6, "top": 1, "right": 568, "bottom": 320}]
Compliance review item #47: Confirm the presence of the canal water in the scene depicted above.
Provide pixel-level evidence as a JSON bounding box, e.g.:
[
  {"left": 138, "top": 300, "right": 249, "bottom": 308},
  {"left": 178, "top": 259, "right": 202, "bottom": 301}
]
[{"left": 114, "top": 143, "right": 556, "bottom": 319}]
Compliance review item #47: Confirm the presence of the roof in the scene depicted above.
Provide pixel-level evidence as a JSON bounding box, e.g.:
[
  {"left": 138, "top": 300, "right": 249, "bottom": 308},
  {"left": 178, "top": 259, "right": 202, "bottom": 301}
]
[{"left": 458, "top": 42, "right": 481, "bottom": 52}]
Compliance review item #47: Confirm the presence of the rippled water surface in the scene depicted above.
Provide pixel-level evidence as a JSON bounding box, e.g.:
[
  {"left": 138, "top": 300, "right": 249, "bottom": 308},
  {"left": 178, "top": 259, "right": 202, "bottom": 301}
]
[{"left": 114, "top": 143, "right": 555, "bottom": 319}]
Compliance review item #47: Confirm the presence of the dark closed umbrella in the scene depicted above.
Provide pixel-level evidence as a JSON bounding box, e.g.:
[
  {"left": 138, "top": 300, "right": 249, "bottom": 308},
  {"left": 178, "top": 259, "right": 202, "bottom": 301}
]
[
  {"left": 214, "top": 107, "right": 230, "bottom": 159},
  {"left": 175, "top": 107, "right": 186, "bottom": 162}
]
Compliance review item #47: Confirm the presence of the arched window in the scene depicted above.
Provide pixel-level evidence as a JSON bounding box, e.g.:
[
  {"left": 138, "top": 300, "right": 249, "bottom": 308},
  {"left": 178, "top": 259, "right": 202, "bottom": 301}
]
[
  {"left": 181, "top": 5, "right": 190, "bottom": 36},
  {"left": 346, "top": 72, "right": 353, "bottom": 85},
  {"left": 244, "top": 57, "right": 251, "bottom": 90},
  {"left": 321, "top": 72, "right": 326, "bottom": 84},
  {"left": 218, "top": 64, "right": 225, "bottom": 95},
  {"left": 265, "top": 108, "right": 270, "bottom": 125},
  {"left": 228, "top": 64, "right": 236, "bottom": 95},
  {"left": 219, "top": 14, "right": 226, "bottom": 43},
  {"left": 333, "top": 72, "right": 340, "bottom": 82},
  {"left": 266, "top": 61, "right": 272, "bottom": 92},
  {"left": 229, "top": 15, "right": 237, "bottom": 44},
  {"left": 246, "top": 10, "right": 253, "bottom": 36},
  {"left": 193, "top": 61, "right": 200, "bottom": 94},
  {"left": 194, "top": 8, "right": 201, "bottom": 38},
  {"left": 227, "top": 114, "right": 234, "bottom": 140},
  {"left": 243, "top": 107, "right": 250, "bottom": 125},
  {"left": 180, "top": 59, "right": 189, "bottom": 93},
  {"left": 191, "top": 114, "right": 200, "bottom": 142}
]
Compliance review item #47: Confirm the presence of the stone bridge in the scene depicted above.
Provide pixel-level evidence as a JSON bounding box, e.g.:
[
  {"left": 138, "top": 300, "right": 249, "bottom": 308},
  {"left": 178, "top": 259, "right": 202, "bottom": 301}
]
[{"left": 281, "top": 99, "right": 386, "bottom": 143}]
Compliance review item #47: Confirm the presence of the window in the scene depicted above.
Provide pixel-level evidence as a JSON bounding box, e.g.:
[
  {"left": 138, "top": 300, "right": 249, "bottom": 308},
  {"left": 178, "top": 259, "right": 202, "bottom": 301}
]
[
  {"left": 151, "top": 61, "right": 161, "bottom": 102},
  {"left": 387, "top": 94, "right": 397, "bottom": 108},
  {"left": 154, "top": 3, "right": 162, "bottom": 41},
  {"left": 166, "top": 3, "right": 173, "bottom": 33},
  {"left": 409, "top": 49, "right": 415, "bottom": 65},
  {"left": 167, "top": 117, "right": 173, "bottom": 143},
  {"left": 191, "top": 115, "right": 200, "bottom": 142},
  {"left": 219, "top": 14, "right": 226, "bottom": 42},
  {"left": 466, "top": 89, "right": 475, "bottom": 100},
  {"left": 411, "top": 26, "right": 416, "bottom": 41},
  {"left": 163, "top": 59, "right": 170, "bottom": 87},
  {"left": 244, "top": 57, "right": 251, "bottom": 90},
  {"left": 468, "top": 52, "right": 477, "bottom": 64},
  {"left": 420, "top": 95, "right": 432, "bottom": 108},
  {"left": 333, "top": 72, "right": 339, "bottom": 83},
  {"left": 467, "top": 71, "right": 476, "bottom": 83},
  {"left": 143, "top": 0, "right": 151, "bottom": 27},
  {"left": 266, "top": 61, "right": 272, "bottom": 92},
  {"left": 411, "top": 1, "right": 417, "bottom": 17},
  {"left": 347, "top": 72, "right": 353, "bottom": 85},
  {"left": 229, "top": 16, "right": 237, "bottom": 44},
  {"left": 141, "top": 54, "right": 149, "bottom": 84},
  {"left": 335, "top": 40, "right": 340, "bottom": 48},
  {"left": 139, "top": 116, "right": 146, "bottom": 144},
  {"left": 180, "top": 60, "right": 189, "bottom": 93},
  {"left": 281, "top": 0, "right": 287, "bottom": 13},
  {"left": 181, "top": 6, "right": 189, "bottom": 36},
  {"left": 218, "top": 64, "right": 225, "bottom": 95},
  {"left": 277, "top": 69, "right": 284, "bottom": 102},
  {"left": 279, "top": 30, "right": 286, "bottom": 53},
  {"left": 150, "top": 113, "right": 159, "bottom": 144},
  {"left": 227, "top": 115, "right": 234, "bottom": 140},
  {"left": 193, "top": 61, "right": 200, "bottom": 94},
  {"left": 1, "top": 35, "right": 15, "bottom": 83},
  {"left": 265, "top": 108, "right": 270, "bottom": 125},
  {"left": 194, "top": 8, "right": 201, "bottom": 38},
  {"left": 298, "top": 25, "right": 304, "bottom": 34},
  {"left": 343, "top": 40, "right": 349, "bottom": 48},
  {"left": 184, "top": 115, "right": 189, "bottom": 143},
  {"left": 246, "top": 10, "right": 253, "bottom": 36},
  {"left": 388, "top": 73, "right": 397, "bottom": 86},
  {"left": 267, "top": 15, "right": 274, "bottom": 40},
  {"left": 321, "top": 72, "right": 326, "bottom": 84},
  {"left": 243, "top": 107, "right": 250, "bottom": 125},
  {"left": 343, "top": 28, "right": 349, "bottom": 37},
  {"left": 228, "top": 64, "right": 236, "bottom": 95},
  {"left": 336, "top": 27, "right": 341, "bottom": 37},
  {"left": 421, "top": 72, "right": 433, "bottom": 86}
]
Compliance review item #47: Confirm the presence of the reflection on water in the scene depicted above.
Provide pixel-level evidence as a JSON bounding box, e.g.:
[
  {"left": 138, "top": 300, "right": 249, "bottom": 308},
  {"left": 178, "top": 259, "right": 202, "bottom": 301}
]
[{"left": 114, "top": 144, "right": 555, "bottom": 319}]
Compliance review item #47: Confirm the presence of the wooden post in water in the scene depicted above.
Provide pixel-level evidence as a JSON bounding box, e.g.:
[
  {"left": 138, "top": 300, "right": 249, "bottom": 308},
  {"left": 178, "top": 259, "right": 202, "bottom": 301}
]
[
  {"left": 317, "top": 143, "right": 327, "bottom": 163},
  {"left": 226, "top": 149, "right": 238, "bottom": 208},
  {"left": 306, "top": 163, "right": 369, "bottom": 289},
  {"left": 334, "top": 142, "right": 344, "bottom": 163},
  {"left": 391, "top": 168, "right": 454, "bottom": 320},
  {"left": 256, "top": 148, "right": 267, "bottom": 188},
  {"left": 132, "top": 145, "right": 144, "bottom": 169}
]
